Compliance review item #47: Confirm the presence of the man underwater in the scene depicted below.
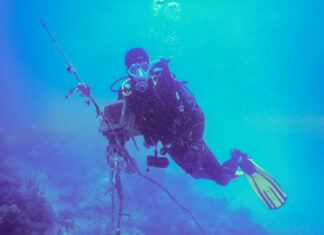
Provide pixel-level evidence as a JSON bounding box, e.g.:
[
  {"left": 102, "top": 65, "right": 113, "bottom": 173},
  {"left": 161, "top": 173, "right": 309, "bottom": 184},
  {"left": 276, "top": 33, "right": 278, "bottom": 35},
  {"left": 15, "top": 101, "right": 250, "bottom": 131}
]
[
  {"left": 103, "top": 48, "right": 286, "bottom": 209},
  {"left": 117, "top": 48, "right": 242, "bottom": 186},
  {"left": 41, "top": 14, "right": 286, "bottom": 211}
]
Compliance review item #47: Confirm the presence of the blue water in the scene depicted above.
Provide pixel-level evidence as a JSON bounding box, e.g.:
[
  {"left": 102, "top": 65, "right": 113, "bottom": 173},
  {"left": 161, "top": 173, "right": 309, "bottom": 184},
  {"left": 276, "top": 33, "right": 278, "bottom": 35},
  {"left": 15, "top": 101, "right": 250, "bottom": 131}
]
[{"left": 1, "top": 0, "right": 324, "bottom": 234}]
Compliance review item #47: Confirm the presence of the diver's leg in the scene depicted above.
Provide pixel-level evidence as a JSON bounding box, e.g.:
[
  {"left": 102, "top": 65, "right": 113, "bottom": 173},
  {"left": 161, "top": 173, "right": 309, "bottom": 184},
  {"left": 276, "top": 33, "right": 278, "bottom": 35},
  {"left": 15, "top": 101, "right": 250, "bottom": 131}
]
[{"left": 168, "top": 141, "right": 240, "bottom": 186}]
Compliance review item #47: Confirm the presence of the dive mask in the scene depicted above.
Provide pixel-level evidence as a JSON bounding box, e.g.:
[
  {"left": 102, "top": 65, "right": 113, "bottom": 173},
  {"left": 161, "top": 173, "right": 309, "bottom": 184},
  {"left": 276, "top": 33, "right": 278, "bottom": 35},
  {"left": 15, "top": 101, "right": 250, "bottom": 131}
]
[
  {"left": 128, "top": 62, "right": 151, "bottom": 93},
  {"left": 128, "top": 62, "right": 150, "bottom": 76}
]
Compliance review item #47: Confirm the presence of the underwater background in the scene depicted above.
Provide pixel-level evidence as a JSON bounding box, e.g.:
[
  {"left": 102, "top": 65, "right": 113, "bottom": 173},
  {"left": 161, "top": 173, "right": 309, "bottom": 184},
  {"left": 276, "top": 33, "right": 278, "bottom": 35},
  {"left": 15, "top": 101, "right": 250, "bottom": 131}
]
[{"left": 1, "top": 0, "right": 324, "bottom": 234}]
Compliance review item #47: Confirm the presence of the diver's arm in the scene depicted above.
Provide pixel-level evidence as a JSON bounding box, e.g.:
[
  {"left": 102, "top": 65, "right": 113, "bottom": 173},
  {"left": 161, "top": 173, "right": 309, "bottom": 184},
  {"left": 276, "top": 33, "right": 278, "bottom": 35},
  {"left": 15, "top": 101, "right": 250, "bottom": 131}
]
[
  {"left": 150, "top": 58, "right": 174, "bottom": 83},
  {"left": 176, "top": 83, "right": 205, "bottom": 143},
  {"left": 188, "top": 111, "right": 205, "bottom": 142},
  {"left": 150, "top": 58, "right": 206, "bottom": 143}
]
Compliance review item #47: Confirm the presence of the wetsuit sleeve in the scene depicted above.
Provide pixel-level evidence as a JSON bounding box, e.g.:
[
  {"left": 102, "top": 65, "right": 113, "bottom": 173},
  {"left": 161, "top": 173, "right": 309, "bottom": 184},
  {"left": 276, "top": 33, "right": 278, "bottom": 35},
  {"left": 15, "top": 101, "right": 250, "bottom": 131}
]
[
  {"left": 150, "top": 58, "right": 176, "bottom": 98},
  {"left": 151, "top": 59, "right": 205, "bottom": 143},
  {"left": 176, "top": 82, "right": 205, "bottom": 143},
  {"left": 150, "top": 59, "right": 179, "bottom": 114}
]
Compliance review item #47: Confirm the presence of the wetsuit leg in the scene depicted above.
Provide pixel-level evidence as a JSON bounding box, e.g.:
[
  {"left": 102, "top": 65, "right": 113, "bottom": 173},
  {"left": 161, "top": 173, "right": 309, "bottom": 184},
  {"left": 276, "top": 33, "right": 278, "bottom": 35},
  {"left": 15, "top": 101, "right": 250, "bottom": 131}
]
[{"left": 167, "top": 141, "right": 238, "bottom": 186}]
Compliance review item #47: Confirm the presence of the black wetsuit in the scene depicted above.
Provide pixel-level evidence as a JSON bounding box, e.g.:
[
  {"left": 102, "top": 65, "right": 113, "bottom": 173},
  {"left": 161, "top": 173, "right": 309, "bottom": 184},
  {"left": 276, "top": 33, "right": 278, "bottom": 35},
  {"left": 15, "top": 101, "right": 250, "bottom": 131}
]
[{"left": 119, "top": 59, "right": 236, "bottom": 186}]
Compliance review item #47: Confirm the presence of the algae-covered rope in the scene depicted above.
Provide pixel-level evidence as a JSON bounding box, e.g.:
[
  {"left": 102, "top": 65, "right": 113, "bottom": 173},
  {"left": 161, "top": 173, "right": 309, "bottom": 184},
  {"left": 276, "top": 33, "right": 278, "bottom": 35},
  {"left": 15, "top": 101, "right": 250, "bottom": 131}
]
[
  {"left": 41, "top": 20, "right": 102, "bottom": 117},
  {"left": 106, "top": 144, "right": 126, "bottom": 235},
  {"left": 115, "top": 166, "right": 123, "bottom": 235}
]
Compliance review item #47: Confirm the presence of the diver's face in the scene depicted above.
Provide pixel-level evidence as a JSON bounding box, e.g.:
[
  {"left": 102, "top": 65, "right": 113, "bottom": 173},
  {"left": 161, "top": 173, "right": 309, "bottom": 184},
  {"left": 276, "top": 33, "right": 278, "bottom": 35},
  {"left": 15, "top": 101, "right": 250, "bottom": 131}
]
[
  {"left": 127, "top": 61, "right": 150, "bottom": 80},
  {"left": 127, "top": 61, "right": 151, "bottom": 93}
]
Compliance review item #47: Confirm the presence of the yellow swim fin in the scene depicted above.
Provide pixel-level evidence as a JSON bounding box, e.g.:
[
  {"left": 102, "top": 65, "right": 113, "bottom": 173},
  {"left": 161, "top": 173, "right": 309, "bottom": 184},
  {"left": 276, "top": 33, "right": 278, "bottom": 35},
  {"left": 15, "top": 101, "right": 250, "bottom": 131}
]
[{"left": 240, "top": 158, "right": 287, "bottom": 209}]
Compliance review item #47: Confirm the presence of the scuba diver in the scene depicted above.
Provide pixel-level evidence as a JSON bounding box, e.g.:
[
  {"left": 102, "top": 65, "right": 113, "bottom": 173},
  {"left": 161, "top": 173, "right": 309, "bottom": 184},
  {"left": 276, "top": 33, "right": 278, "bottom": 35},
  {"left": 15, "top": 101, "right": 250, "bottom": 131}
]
[
  {"left": 110, "top": 48, "right": 287, "bottom": 209},
  {"left": 117, "top": 48, "right": 238, "bottom": 186},
  {"left": 41, "top": 19, "right": 285, "bottom": 233}
]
